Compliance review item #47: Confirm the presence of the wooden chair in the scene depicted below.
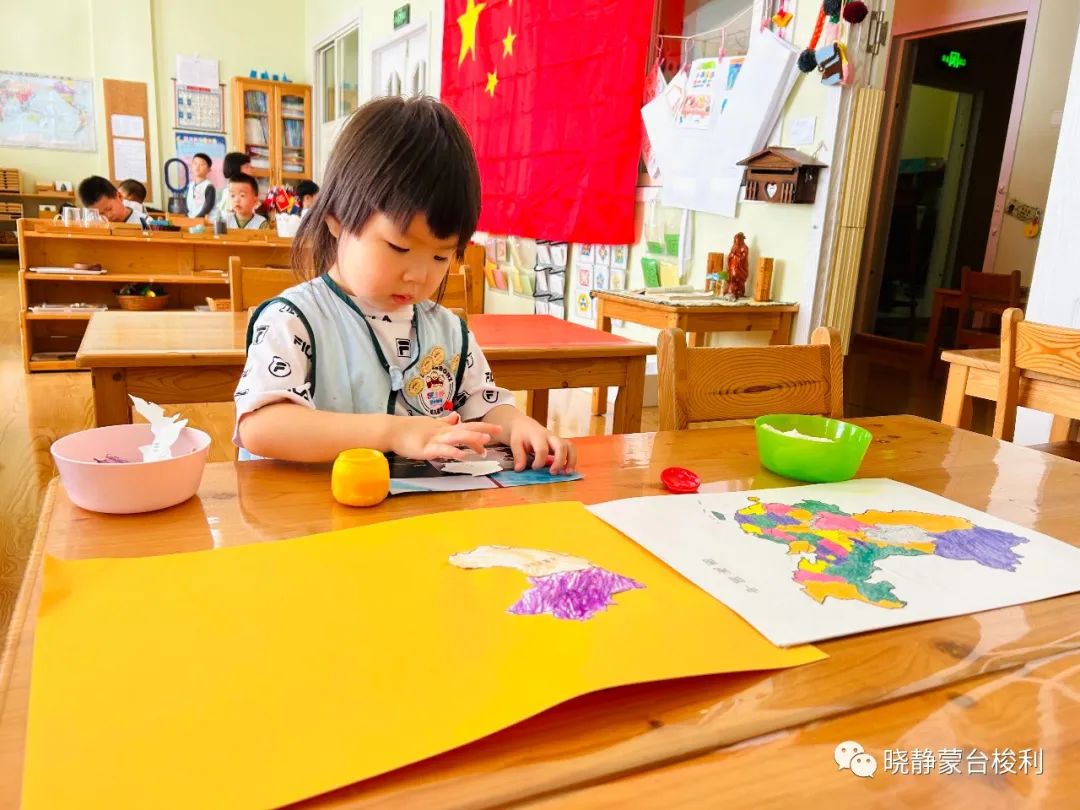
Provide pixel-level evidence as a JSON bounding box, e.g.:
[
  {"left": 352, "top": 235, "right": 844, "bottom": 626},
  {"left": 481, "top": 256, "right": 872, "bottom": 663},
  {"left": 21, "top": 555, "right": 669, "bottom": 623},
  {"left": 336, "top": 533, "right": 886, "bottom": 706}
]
[
  {"left": 955, "top": 267, "right": 1022, "bottom": 350},
  {"left": 992, "top": 308, "right": 1080, "bottom": 454},
  {"left": 227, "top": 256, "right": 295, "bottom": 311},
  {"left": 657, "top": 327, "right": 844, "bottom": 431},
  {"left": 437, "top": 270, "right": 468, "bottom": 310}
]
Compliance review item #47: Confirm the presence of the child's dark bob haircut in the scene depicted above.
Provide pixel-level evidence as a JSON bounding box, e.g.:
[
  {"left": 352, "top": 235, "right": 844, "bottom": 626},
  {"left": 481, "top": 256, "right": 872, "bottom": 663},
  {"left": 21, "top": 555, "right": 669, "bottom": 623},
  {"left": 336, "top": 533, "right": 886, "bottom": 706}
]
[
  {"left": 293, "top": 96, "right": 481, "bottom": 280},
  {"left": 229, "top": 173, "right": 260, "bottom": 195}
]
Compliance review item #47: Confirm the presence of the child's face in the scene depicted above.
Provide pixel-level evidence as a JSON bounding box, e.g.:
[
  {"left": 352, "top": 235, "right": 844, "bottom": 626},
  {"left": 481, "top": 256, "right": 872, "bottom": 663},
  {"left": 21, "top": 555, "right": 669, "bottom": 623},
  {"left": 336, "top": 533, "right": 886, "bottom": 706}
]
[
  {"left": 229, "top": 183, "right": 258, "bottom": 218},
  {"left": 301, "top": 192, "right": 317, "bottom": 209},
  {"left": 118, "top": 188, "right": 135, "bottom": 202},
  {"left": 192, "top": 157, "right": 210, "bottom": 181},
  {"left": 90, "top": 192, "right": 131, "bottom": 222},
  {"left": 328, "top": 212, "right": 457, "bottom": 311}
]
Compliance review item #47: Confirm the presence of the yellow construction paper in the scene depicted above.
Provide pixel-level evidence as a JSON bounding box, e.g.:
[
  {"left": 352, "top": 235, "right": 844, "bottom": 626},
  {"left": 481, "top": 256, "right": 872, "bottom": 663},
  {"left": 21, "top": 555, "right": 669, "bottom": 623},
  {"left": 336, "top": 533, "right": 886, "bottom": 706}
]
[{"left": 24, "top": 502, "right": 825, "bottom": 809}]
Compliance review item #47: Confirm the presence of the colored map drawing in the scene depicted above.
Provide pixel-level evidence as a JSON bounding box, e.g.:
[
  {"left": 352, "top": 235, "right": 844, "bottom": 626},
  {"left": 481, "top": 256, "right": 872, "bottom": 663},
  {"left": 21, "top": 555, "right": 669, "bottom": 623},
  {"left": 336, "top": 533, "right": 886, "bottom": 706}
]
[{"left": 731, "top": 497, "right": 1028, "bottom": 609}]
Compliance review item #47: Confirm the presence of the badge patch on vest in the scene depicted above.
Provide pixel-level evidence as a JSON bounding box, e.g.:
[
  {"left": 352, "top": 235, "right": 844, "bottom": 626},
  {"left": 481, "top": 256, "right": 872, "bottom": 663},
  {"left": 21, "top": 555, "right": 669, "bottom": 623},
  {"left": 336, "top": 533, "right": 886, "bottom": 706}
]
[{"left": 405, "top": 345, "right": 456, "bottom": 415}]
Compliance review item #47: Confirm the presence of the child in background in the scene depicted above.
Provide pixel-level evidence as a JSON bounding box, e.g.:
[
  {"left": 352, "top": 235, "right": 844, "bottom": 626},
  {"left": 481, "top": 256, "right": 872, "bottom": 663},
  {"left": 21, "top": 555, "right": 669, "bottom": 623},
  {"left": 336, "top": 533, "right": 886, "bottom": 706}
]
[
  {"left": 185, "top": 152, "right": 217, "bottom": 217},
  {"left": 217, "top": 151, "right": 252, "bottom": 215},
  {"left": 295, "top": 179, "right": 319, "bottom": 215},
  {"left": 118, "top": 179, "right": 147, "bottom": 205},
  {"left": 78, "top": 176, "right": 145, "bottom": 224},
  {"left": 234, "top": 95, "right": 575, "bottom": 473},
  {"left": 224, "top": 173, "right": 268, "bottom": 230}
]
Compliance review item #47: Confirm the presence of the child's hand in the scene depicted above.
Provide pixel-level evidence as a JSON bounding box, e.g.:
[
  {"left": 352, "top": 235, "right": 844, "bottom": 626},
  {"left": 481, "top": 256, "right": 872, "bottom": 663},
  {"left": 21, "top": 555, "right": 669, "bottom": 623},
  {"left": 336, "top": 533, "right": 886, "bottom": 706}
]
[
  {"left": 392, "top": 412, "right": 501, "bottom": 461},
  {"left": 508, "top": 417, "right": 576, "bottom": 475}
]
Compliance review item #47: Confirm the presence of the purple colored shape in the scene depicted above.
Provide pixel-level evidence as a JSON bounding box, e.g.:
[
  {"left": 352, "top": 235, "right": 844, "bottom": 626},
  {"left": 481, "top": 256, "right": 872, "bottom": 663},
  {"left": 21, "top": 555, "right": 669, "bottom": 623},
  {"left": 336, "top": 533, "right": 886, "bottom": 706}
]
[
  {"left": 931, "top": 526, "right": 1028, "bottom": 571},
  {"left": 509, "top": 566, "right": 646, "bottom": 621}
]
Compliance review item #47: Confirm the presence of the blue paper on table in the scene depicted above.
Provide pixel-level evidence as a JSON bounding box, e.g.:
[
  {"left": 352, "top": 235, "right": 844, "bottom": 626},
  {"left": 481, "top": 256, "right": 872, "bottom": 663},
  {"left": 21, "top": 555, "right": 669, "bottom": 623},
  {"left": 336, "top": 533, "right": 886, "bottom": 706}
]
[{"left": 389, "top": 445, "right": 581, "bottom": 495}]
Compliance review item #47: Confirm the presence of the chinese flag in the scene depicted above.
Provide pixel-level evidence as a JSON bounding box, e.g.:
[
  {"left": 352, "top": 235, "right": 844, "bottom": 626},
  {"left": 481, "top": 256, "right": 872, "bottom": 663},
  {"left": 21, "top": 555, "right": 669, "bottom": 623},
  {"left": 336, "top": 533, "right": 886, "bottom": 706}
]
[{"left": 441, "top": 0, "right": 653, "bottom": 243}]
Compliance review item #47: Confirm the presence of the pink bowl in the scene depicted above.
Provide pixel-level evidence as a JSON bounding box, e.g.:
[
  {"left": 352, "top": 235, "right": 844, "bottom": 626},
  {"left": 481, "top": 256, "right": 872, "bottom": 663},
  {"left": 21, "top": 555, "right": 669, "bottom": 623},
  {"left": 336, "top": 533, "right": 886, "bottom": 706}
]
[{"left": 50, "top": 424, "right": 211, "bottom": 514}]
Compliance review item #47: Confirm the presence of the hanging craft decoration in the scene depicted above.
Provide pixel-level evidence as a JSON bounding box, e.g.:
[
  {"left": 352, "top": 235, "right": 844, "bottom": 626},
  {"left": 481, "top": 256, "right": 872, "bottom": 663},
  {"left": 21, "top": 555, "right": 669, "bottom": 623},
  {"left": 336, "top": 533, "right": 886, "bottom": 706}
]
[{"left": 797, "top": 0, "right": 866, "bottom": 84}]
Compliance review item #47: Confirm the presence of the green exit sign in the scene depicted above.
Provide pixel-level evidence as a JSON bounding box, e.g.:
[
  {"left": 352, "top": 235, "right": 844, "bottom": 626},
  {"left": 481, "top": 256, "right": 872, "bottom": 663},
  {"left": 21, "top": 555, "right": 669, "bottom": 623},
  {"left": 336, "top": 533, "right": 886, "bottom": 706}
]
[
  {"left": 393, "top": 3, "right": 410, "bottom": 29},
  {"left": 940, "top": 50, "right": 968, "bottom": 69}
]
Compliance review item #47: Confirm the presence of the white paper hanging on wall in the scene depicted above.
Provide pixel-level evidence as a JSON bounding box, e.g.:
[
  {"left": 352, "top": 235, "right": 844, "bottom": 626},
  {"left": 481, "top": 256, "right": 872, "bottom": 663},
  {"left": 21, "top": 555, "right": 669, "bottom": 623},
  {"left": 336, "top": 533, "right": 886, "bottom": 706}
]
[
  {"left": 110, "top": 114, "right": 144, "bottom": 139},
  {"left": 643, "top": 32, "right": 798, "bottom": 218},
  {"left": 113, "top": 138, "right": 147, "bottom": 182},
  {"left": 176, "top": 55, "right": 219, "bottom": 89}
]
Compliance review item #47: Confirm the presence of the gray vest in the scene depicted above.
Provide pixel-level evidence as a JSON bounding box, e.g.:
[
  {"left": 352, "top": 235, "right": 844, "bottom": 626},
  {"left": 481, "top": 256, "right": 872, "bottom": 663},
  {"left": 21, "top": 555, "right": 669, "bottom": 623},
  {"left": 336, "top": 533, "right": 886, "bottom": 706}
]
[{"left": 247, "top": 274, "right": 469, "bottom": 418}]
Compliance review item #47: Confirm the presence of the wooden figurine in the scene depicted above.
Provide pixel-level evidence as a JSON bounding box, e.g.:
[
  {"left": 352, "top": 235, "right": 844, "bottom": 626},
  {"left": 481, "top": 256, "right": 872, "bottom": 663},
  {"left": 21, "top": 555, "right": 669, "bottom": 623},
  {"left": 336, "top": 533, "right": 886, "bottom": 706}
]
[
  {"left": 725, "top": 233, "right": 749, "bottom": 299},
  {"left": 737, "top": 147, "right": 826, "bottom": 204}
]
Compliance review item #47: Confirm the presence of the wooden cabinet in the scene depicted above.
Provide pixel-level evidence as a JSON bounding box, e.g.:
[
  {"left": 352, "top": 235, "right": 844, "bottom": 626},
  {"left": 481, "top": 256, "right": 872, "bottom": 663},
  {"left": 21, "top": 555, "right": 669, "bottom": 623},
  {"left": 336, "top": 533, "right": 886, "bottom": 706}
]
[{"left": 230, "top": 78, "right": 312, "bottom": 188}]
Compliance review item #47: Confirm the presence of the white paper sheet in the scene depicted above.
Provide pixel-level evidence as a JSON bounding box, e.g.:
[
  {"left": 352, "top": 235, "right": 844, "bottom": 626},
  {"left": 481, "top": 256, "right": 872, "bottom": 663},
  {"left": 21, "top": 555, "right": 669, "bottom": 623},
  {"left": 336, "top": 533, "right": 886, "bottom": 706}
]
[
  {"left": 590, "top": 479, "right": 1080, "bottom": 647},
  {"left": 110, "top": 114, "right": 144, "bottom": 139},
  {"left": 643, "top": 32, "right": 798, "bottom": 218},
  {"left": 112, "top": 138, "right": 147, "bottom": 182},
  {"left": 788, "top": 116, "right": 816, "bottom": 146},
  {"left": 176, "top": 54, "right": 219, "bottom": 89}
]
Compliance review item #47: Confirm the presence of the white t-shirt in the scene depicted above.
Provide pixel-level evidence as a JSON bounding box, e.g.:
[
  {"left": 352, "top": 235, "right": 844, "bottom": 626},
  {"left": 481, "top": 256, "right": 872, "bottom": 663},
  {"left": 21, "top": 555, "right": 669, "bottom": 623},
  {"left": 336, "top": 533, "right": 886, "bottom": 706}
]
[
  {"left": 122, "top": 200, "right": 145, "bottom": 224},
  {"left": 234, "top": 298, "right": 515, "bottom": 447}
]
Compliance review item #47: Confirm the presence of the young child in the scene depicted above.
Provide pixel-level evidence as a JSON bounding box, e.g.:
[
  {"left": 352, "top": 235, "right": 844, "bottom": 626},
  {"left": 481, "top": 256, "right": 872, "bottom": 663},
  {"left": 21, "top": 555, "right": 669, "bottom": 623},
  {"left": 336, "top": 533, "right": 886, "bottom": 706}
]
[
  {"left": 217, "top": 151, "right": 252, "bottom": 215},
  {"left": 235, "top": 96, "right": 576, "bottom": 473},
  {"left": 117, "top": 179, "right": 147, "bottom": 205},
  {"left": 224, "top": 173, "right": 268, "bottom": 230},
  {"left": 78, "top": 176, "right": 145, "bottom": 224},
  {"left": 295, "top": 179, "right": 319, "bottom": 213},
  {"left": 185, "top": 152, "right": 217, "bottom": 217}
]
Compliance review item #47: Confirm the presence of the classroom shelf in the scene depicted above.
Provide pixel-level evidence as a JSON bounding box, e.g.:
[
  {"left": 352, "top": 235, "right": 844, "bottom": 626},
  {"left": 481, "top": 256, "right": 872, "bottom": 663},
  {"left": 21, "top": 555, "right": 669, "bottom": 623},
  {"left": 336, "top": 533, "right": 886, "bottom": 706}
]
[
  {"left": 1, "top": 192, "right": 76, "bottom": 200},
  {"left": 16, "top": 218, "right": 294, "bottom": 372},
  {"left": 24, "top": 272, "right": 229, "bottom": 284},
  {"left": 29, "top": 359, "right": 77, "bottom": 372},
  {"left": 25, "top": 311, "right": 98, "bottom": 320}
]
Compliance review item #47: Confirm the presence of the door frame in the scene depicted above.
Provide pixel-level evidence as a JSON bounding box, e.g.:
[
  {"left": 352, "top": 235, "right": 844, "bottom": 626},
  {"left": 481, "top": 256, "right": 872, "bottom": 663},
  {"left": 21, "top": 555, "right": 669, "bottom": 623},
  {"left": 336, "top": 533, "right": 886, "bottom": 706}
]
[
  {"left": 854, "top": 5, "right": 1041, "bottom": 335},
  {"left": 311, "top": 15, "right": 363, "bottom": 179}
]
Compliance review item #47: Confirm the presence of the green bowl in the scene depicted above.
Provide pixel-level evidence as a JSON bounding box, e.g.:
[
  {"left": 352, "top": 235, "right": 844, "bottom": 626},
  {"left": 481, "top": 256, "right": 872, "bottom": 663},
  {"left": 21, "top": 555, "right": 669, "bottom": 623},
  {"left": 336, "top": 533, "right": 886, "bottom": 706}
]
[{"left": 754, "top": 414, "right": 872, "bottom": 483}]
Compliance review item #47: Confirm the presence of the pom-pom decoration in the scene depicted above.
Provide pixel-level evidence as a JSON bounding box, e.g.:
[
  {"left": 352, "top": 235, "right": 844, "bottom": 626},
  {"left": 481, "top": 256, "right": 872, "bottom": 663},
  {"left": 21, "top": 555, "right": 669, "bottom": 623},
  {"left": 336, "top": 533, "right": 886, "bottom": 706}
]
[
  {"left": 823, "top": 0, "right": 842, "bottom": 16},
  {"left": 843, "top": 1, "right": 869, "bottom": 24},
  {"left": 797, "top": 49, "right": 820, "bottom": 73}
]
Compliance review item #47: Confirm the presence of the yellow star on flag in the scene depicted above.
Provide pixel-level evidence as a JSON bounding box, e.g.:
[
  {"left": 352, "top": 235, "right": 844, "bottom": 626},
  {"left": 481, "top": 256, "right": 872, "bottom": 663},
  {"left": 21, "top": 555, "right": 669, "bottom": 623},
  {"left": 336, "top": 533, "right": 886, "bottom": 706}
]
[
  {"left": 502, "top": 27, "right": 517, "bottom": 57},
  {"left": 457, "top": 0, "right": 487, "bottom": 66},
  {"left": 485, "top": 70, "right": 499, "bottom": 97}
]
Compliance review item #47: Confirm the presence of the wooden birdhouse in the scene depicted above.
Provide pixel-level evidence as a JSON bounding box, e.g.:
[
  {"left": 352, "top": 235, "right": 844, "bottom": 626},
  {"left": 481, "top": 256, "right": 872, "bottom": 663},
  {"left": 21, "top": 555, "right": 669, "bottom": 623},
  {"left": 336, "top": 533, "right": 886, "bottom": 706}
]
[{"left": 737, "top": 147, "right": 826, "bottom": 204}]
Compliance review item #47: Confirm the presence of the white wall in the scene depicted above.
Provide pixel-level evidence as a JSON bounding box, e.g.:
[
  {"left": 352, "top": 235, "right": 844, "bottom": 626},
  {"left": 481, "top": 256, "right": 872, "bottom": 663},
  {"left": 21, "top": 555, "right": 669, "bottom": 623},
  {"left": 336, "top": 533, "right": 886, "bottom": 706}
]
[{"left": 1013, "top": 15, "right": 1080, "bottom": 444}]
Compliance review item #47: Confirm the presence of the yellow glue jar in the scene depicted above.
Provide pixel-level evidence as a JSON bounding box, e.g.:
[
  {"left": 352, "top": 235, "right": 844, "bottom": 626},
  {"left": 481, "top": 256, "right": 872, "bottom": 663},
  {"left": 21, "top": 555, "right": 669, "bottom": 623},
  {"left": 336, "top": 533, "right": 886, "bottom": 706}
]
[{"left": 331, "top": 448, "right": 390, "bottom": 507}]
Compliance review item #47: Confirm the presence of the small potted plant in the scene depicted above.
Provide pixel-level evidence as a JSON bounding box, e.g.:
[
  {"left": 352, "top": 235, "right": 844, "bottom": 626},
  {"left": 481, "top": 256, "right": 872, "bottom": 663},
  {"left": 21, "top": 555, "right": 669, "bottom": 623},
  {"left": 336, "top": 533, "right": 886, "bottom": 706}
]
[{"left": 116, "top": 283, "right": 169, "bottom": 311}]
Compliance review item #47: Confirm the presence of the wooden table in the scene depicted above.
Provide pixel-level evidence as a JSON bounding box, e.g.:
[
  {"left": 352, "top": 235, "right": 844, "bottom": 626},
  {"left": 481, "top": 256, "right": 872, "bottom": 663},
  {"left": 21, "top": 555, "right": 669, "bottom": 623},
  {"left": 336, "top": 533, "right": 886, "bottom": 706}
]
[
  {"left": 940, "top": 347, "right": 1080, "bottom": 442},
  {"left": 590, "top": 291, "right": 798, "bottom": 415},
  {"left": 75, "top": 311, "right": 654, "bottom": 434},
  {"left": 4, "top": 416, "right": 1079, "bottom": 808}
]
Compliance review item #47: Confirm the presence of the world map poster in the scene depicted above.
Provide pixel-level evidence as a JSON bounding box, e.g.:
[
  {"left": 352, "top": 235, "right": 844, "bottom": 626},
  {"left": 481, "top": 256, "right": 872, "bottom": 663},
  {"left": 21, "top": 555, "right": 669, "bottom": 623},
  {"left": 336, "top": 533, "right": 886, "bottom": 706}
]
[
  {"left": 0, "top": 71, "right": 96, "bottom": 151},
  {"left": 589, "top": 479, "right": 1080, "bottom": 647}
]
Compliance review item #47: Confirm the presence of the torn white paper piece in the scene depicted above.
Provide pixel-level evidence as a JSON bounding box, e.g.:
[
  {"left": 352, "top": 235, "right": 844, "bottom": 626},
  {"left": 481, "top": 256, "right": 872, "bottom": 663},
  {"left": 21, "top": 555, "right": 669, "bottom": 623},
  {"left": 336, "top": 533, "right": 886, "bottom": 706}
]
[
  {"left": 130, "top": 396, "right": 188, "bottom": 462},
  {"left": 449, "top": 545, "right": 593, "bottom": 577},
  {"left": 440, "top": 460, "right": 504, "bottom": 477}
]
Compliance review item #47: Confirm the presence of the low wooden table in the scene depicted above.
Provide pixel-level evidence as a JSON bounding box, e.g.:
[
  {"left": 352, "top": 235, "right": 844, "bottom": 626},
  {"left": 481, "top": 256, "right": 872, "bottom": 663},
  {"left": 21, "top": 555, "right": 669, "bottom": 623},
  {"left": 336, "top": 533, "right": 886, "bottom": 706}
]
[
  {"left": 940, "top": 347, "right": 1080, "bottom": 441},
  {"left": 590, "top": 290, "right": 798, "bottom": 415},
  {"left": 3, "top": 417, "right": 1079, "bottom": 807},
  {"left": 75, "top": 311, "right": 654, "bottom": 434}
]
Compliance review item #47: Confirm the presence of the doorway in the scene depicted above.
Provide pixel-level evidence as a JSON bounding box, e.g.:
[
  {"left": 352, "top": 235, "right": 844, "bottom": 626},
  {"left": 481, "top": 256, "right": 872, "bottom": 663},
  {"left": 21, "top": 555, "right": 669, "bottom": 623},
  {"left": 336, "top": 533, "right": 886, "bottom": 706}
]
[
  {"left": 371, "top": 21, "right": 429, "bottom": 100},
  {"left": 858, "top": 21, "right": 1026, "bottom": 344}
]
